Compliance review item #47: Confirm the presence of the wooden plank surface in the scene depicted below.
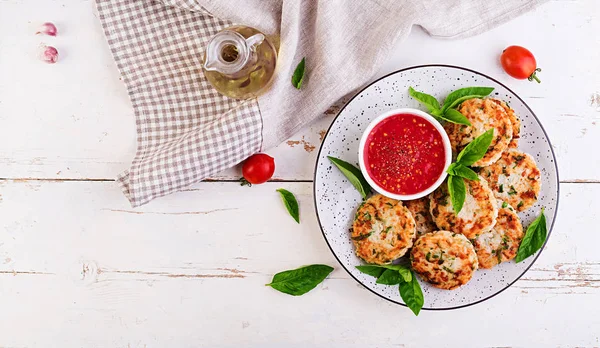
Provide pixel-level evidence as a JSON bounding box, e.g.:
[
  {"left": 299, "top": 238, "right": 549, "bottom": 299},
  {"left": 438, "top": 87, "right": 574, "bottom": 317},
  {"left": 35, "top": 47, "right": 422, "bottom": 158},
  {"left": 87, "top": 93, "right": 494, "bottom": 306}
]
[
  {"left": 0, "top": 0, "right": 599, "bottom": 347},
  {"left": 0, "top": 0, "right": 598, "bottom": 182},
  {"left": 0, "top": 181, "right": 598, "bottom": 347}
]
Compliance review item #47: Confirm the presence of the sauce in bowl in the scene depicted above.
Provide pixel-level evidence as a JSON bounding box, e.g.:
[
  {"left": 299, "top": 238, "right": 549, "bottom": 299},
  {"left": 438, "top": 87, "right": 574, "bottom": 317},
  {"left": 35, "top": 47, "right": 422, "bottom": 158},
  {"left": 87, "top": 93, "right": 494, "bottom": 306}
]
[{"left": 363, "top": 113, "right": 447, "bottom": 195}]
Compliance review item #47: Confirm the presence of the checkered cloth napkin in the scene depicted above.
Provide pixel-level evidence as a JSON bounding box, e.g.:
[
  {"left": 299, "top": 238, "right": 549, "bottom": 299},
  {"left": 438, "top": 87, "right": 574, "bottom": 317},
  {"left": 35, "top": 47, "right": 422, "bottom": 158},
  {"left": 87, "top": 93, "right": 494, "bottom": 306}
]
[{"left": 96, "top": 0, "right": 546, "bottom": 207}]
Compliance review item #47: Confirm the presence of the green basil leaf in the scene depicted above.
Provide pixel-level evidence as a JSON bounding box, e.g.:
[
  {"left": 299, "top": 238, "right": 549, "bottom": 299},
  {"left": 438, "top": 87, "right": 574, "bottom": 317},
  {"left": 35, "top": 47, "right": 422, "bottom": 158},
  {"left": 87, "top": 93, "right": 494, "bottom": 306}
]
[
  {"left": 442, "top": 87, "right": 495, "bottom": 112},
  {"left": 328, "top": 156, "right": 371, "bottom": 199},
  {"left": 439, "top": 108, "right": 472, "bottom": 126},
  {"left": 448, "top": 175, "right": 466, "bottom": 214},
  {"left": 446, "top": 163, "right": 479, "bottom": 181},
  {"left": 399, "top": 271, "right": 424, "bottom": 316},
  {"left": 266, "top": 264, "right": 334, "bottom": 296},
  {"left": 456, "top": 129, "right": 495, "bottom": 166},
  {"left": 355, "top": 264, "right": 412, "bottom": 282},
  {"left": 515, "top": 208, "right": 547, "bottom": 263},
  {"left": 355, "top": 265, "right": 386, "bottom": 278},
  {"left": 276, "top": 189, "right": 300, "bottom": 223},
  {"left": 291, "top": 57, "right": 306, "bottom": 89},
  {"left": 376, "top": 269, "right": 404, "bottom": 285},
  {"left": 408, "top": 87, "right": 441, "bottom": 114},
  {"left": 382, "top": 264, "right": 412, "bottom": 282}
]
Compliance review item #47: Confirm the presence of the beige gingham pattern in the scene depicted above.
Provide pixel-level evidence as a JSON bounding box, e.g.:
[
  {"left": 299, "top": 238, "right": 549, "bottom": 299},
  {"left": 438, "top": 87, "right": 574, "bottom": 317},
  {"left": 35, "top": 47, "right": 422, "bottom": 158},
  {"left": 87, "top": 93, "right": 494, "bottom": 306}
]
[{"left": 96, "top": 0, "right": 263, "bottom": 207}]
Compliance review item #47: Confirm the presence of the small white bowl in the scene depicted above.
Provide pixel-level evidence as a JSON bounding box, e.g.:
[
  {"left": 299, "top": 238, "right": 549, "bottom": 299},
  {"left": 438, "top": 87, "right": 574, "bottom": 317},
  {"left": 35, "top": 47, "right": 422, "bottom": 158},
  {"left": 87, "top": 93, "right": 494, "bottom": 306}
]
[{"left": 358, "top": 108, "right": 452, "bottom": 201}]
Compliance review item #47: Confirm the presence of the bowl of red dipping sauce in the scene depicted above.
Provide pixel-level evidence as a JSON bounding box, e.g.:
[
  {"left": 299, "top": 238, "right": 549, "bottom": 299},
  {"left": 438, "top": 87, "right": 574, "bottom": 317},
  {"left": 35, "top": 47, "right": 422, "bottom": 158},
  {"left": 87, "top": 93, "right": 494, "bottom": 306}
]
[{"left": 358, "top": 108, "right": 452, "bottom": 200}]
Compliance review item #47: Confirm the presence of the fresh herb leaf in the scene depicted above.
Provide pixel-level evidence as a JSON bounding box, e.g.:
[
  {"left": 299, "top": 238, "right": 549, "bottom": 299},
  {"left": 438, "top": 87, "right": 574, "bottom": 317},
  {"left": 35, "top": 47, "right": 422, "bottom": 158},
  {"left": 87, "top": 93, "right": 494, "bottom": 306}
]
[
  {"left": 502, "top": 201, "right": 508, "bottom": 208},
  {"left": 456, "top": 129, "right": 495, "bottom": 166},
  {"left": 399, "top": 271, "right": 424, "bottom": 316},
  {"left": 376, "top": 269, "right": 405, "bottom": 285},
  {"left": 442, "top": 87, "right": 495, "bottom": 112},
  {"left": 508, "top": 185, "right": 518, "bottom": 195},
  {"left": 363, "top": 212, "right": 371, "bottom": 221},
  {"left": 351, "top": 232, "right": 373, "bottom": 241},
  {"left": 355, "top": 265, "right": 386, "bottom": 278},
  {"left": 328, "top": 156, "right": 371, "bottom": 199},
  {"left": 409, "top": 87, "right": 442, "bottom": 115},
  {"left": 446, "top": 163, "right": 479, "bottom": 181},
  {"left": 448, "top": 175, "right": 466, "bottom": 214},
  {"left": 266, "top": 264, "right": 333, "bottom": 296},
  {"left": 291, "top": 57, "right": 306, "bottom": 89},
  {"left": 517, "top": 201, "right": 524, "bottom": 209},
  {"left": 440, "top": 108, "right": 472, "bottom": 126},
  {"left": 499, "top": 184, "right": 504, "bottom": 193},
  {"left": 442, "top": 266, "right": 455, "bottom": 274},
  {"left": 355, "top": 264, "right": 412, "bottom": 282},
  {"left": 383, "top": 264, "right": 412, "bottom": 282},
  {"left": 515, "top": 208, "right": 547, "bottom": 263},
  {"left": 276, "top": 189, "right": 300, "bottom": 223}
]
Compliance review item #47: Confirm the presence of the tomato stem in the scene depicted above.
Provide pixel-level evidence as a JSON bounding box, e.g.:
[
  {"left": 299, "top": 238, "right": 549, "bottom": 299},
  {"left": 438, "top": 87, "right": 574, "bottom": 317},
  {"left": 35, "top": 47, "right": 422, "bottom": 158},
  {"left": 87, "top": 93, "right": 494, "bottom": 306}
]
[
  {"left": 528, "top": 68, "right": 542, "bottom": 83},
  {"left": 239, "top": 177, "right": 252, "bottom": 187}
]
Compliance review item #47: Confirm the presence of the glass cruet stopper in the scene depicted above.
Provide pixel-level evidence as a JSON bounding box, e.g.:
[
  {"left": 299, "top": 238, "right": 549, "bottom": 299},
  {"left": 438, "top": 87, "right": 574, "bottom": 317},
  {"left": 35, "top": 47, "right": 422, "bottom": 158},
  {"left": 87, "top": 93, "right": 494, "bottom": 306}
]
[{"left": 203, "top": 30, "right": 265, "bottom": 76}]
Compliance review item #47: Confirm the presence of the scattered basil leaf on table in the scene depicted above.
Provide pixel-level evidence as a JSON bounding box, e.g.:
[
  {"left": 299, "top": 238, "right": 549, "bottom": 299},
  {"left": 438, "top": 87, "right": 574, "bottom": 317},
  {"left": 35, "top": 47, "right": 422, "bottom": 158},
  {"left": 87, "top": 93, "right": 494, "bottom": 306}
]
[
  {"left": 446, "top": 163, "right": 479, "bottom": 181},
  {"left": 266, "top": 264, "right": 334, "bottom": 296},
  {"left": 291, "top": 57, "right": 306, "bottom": 89},
  {"left": 399, "top": 271, "right": 425, "bottom": 316},
  {"left": 447, "top": 175, "right": 466, "bottom": 214},
  {"left": 327, "top": 156, "right": 371, "bottom": 199},
  {"left": 441, "top": 87, "right": 495, "bottom": 112},
  {"left": 455, "top": 129, "right": 495, "bottom": 166},
  {"left": 515, "top": 208, "right": 547, "bottom": 263},
  {"left": 408, "top": 87, "right": 442, "bottom": 116},
  {"left": 276, "top": 188, "right": 300, "bottom": 223},
  {"left": 440, "top": 108, "right": 472, "bottom": 126}
]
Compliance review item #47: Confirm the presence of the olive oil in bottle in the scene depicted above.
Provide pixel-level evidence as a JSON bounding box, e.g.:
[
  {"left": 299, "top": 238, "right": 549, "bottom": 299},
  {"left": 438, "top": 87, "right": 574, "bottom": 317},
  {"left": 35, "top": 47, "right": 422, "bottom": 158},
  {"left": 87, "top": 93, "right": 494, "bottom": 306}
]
[{"left": 203, "top": 25, "right": 277, "bottom": 99}]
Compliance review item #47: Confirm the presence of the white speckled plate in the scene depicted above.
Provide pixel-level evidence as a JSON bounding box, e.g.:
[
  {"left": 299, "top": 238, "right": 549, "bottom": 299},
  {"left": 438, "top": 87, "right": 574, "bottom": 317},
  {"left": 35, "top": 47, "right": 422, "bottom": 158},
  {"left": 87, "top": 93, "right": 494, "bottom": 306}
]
[{"left": 314, "top": 65, "right": 559, "bottom": 310}]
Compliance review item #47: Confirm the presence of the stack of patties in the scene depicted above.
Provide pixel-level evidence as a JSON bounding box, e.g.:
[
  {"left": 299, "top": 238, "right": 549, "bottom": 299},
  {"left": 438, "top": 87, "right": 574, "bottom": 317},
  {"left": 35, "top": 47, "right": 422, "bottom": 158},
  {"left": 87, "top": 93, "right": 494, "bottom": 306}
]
[{"left": 350, "top": 97, "right": 542, "bottom": 291}]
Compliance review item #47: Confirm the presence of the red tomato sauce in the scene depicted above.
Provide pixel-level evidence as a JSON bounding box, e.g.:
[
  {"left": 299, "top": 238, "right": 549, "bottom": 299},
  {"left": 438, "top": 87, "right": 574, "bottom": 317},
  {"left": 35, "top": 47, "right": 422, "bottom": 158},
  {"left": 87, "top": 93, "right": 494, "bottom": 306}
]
[{"left": 364, "top": 113, "right": 446, "bottom": 195}]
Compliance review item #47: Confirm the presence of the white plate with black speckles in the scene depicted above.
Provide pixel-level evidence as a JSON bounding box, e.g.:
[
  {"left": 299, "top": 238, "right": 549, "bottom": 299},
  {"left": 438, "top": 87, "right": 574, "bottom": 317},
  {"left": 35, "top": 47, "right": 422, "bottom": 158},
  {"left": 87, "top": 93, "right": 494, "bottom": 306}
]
[{"left": 313, "top": 65, "right": 559, "bottom": 310}]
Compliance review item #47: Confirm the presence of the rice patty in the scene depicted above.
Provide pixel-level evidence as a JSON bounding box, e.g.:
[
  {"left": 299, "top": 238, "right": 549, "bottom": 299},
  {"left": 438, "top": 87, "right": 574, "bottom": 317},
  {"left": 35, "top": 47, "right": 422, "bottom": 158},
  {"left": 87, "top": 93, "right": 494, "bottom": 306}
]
[
  {"left": 411, "top": 230, "right": 479, "bottom": 290},
  {"left": 430, "top": 176, "right": 498, "bottom": 240},
  {"left": 473, "top": 200, "right": 524, "bottom": 269},
  {"left": 405, "top": 196, "right": 437, "bottom": 240},
  {"left": 351, "top": 194, "right": 416, "bottom": 264},
  {"left": 490, "top": 98, "right": 520, "bottom": 148},
  {"left": 444, "top": 98, "right": 513, "bottom": 167},
  {"left": 480, "top": 149, "right": 541, "bottom": 212}
]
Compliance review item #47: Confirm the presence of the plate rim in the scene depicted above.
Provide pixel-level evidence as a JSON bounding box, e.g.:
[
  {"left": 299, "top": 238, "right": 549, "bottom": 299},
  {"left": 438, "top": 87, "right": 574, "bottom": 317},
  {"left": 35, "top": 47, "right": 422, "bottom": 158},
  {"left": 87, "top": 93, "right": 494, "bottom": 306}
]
[{"left": 312, "top": 64, "right": 560, "bottom": 311}]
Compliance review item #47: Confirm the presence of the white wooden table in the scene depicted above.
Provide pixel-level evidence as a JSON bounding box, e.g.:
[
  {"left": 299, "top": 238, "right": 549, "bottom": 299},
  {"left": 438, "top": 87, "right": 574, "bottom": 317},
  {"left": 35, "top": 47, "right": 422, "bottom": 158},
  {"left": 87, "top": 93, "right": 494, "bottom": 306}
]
[{"left": 1, "top": 1, "right": 599, "bottom": 346}]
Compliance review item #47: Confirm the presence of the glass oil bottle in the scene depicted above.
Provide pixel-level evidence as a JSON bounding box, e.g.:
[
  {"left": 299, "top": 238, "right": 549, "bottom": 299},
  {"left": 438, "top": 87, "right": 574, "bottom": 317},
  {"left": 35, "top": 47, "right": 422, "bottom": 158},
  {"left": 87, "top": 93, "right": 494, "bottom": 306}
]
[{"left": 203, "top": 25, "right": 277, "bottom": 99}]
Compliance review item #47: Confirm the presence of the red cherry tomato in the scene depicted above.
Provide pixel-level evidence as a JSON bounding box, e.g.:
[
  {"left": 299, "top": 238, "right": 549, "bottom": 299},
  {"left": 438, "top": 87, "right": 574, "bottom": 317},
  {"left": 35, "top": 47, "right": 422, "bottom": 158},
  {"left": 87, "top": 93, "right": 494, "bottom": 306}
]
[
  {"left": 241, "top": 153, "right": 275, "bottom": 185},
  {"left": 500, "top": 45, "right": 541, "bottom": 83}
]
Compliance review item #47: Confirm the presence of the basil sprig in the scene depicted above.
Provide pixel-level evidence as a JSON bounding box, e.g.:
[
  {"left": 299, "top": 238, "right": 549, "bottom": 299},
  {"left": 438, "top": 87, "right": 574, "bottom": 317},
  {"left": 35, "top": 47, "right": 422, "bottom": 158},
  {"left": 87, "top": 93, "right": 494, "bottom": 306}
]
[
  {"left": 445, "top": 129, "right": 494, "bottom": 214},
  {"left": 291, "top": 57, "right": 306, "bottom": 89},
  {"left": 441, "top": 87, "right": 495, "bottom": 112},
  {"left": 266, "top": 264, "right": 334, "bottom": 296},
  {"left": 408, "top": 86, "right": 494, "bottom": 125},
  {"left": 328, "top": 156, "right": 371, "bottom": 199},
  {"left": 276, "top": 188, "right": 300, "bottom": 223},
  {"left": 399, "top": 272, "right": 425, "bottom": 316},
  {"left": 356, "top": 264, "right": 423, "bottom": 316},
  {"left": 515, "top": 208, "right": 547, "bottom": 262}
]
